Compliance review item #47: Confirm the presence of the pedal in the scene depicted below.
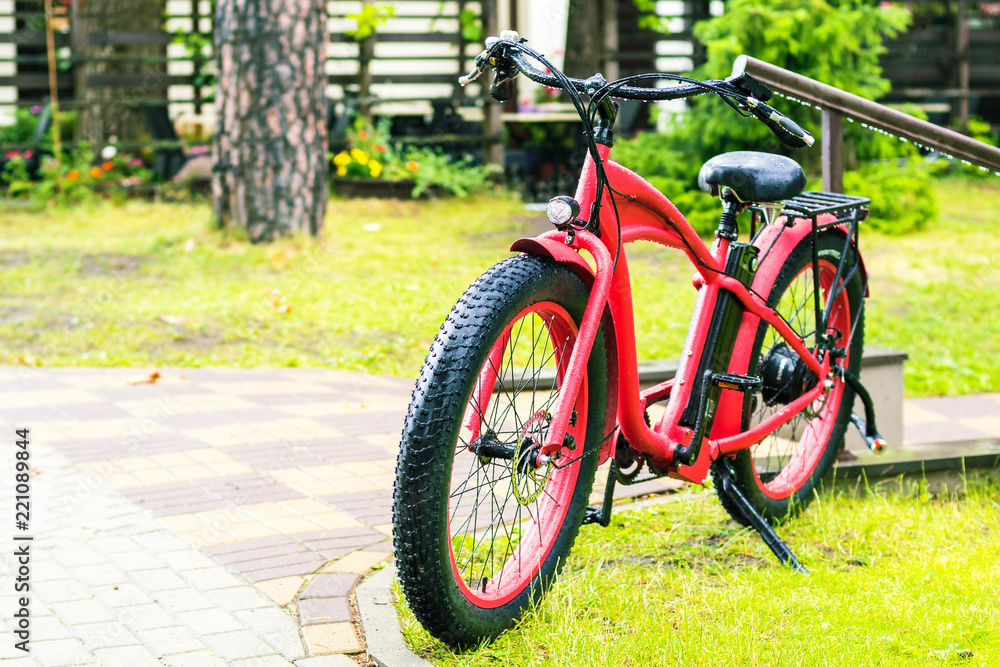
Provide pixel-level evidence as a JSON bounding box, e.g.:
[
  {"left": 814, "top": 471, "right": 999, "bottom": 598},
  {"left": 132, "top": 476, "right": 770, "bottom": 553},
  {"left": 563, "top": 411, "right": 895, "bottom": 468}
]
[
  {"left": 711, "top": 372, "right": 762, "bottom": 393},
  {"left": 850, "top": 413, "right": 887, "bottom": 454}
]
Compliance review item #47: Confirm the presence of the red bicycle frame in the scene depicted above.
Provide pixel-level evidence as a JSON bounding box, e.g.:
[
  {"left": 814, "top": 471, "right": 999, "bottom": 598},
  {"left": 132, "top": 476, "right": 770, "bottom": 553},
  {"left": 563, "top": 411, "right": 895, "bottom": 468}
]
[{"left": 510, "top": 144, "right": 848, "bottom": 485}]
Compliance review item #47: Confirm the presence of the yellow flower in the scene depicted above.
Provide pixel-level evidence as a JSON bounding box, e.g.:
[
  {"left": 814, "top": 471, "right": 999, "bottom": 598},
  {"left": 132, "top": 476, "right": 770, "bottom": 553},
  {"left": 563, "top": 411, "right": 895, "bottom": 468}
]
[
  {"left": 369, "top": 160, "right": 382, "bottom": 178},
  {"left": 406, "top": 161, "right": 419, "bottom": 172},
  {"left": 337, "top": 166, "right": 347, "bottom": 176},
  {"left": 350, "top": 148, "right": 369, "bottom": 166},
  {"left": 333, "top": 151, "right": 351, "bottom": 167}
]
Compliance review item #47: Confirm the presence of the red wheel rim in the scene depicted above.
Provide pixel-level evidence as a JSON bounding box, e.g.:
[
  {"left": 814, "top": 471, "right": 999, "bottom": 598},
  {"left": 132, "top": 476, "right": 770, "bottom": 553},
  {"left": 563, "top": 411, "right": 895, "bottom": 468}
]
[
  {"left": 447, "top": 302, "right": 588, "bottom": 608},
  {"left": 752, "top": 258, "right": 853, "bottom": 499}
]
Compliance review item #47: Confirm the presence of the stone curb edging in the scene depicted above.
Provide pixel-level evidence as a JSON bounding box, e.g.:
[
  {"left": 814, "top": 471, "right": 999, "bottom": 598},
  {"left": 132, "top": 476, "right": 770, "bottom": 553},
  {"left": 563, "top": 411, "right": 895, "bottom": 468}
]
[{"left": 356, "top": 562, "right": 435, "bottom": 667}]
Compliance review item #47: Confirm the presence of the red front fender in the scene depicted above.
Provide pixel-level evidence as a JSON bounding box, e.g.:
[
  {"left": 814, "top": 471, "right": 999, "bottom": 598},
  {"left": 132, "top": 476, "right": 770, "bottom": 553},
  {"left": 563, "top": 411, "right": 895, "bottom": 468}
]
[{"left": 511, "top": 236, "right": 620, "bottom": 465}]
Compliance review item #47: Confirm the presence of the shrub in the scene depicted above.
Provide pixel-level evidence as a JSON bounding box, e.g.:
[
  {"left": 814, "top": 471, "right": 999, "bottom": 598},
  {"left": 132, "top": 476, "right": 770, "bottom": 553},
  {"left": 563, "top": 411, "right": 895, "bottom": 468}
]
[
  {"left": 0, "top": 107, "right": 78, "bottom": 147},
  {"left": 614, "top": 134, "right": 939, "bottom": 238},
  {"left": 0, "top": 108, "right": 40, "bottom": 145},
  {"left": 686, "top": 0, "right": 912, "bottom": 171},
  {"left": 399, "top": 146, "right": 502, "bottom": 198},
  {"left": 330, "top": 118, "right": 502, "bottom": 199},
  {"left": 2, "top": 143, "right": 154, "bottom": 207},
  {"left": 841, "top": 161, "right": 938, "bottom": 235},
  {"left": 612, "top": 0, "right": 941, "bottom": 235},
  {"left": 926, "top": 116, "right": 1000, "bottom": 180}
]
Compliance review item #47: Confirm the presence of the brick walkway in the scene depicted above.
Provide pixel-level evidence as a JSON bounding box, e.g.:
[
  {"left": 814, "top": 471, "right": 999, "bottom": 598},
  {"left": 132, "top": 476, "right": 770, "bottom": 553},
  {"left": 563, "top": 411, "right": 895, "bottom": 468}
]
[{"left": 1, "top": 366, "right": 997, "bottom": 665}]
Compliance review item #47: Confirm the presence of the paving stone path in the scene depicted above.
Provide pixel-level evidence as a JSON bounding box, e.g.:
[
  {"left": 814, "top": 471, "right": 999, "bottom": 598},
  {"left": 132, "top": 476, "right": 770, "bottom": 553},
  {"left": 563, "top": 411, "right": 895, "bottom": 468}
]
[{"left": 0, "top": 366, "right": 996, "bottom": 665}]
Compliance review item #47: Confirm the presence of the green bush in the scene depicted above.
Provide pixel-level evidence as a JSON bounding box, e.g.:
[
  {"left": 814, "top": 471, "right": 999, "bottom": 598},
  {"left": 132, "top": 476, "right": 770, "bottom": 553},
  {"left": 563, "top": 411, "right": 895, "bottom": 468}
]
[
  {"left": 612, "top": 0, "right": 942, "bottom": 236},
  {"left": 928, "top": 116, "right": 1000, "bottom": 180},
  {"left": 841, "top": 161, "right": 938, "bottom": 235},
  {"left": 686, "top": 0, "right": 912, "bottom": 171},
  {"left": 400, "top": 147, "right": 503, "bottom": 198},
  {"left": 2, "top": 142, "right": 154, "bottom": 207},
  {"left": 0, "top": 108, "right": 78, "bottom": 147},
  {"left": 2, "top": 143, "right": 99, "bottom": 207},
  {"left": 0, "top": 108, "right": 39, "bottom": 145},
  {"left": 613, "top": 134, "right": 939, "bottom": 238},
  {"left": 331, "top": 118, "right": 502, "bottom": 199}
]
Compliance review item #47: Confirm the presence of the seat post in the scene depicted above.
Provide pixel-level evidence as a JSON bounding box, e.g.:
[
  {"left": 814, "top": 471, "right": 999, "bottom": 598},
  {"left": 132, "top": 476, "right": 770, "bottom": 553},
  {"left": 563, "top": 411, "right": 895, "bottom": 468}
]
[{"left": 716, "top": 198, "right": 740, "bottom": 242}]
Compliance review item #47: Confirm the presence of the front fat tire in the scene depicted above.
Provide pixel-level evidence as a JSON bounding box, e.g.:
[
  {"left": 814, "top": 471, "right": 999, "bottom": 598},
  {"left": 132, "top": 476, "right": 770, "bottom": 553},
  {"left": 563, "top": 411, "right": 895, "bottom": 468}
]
[{"left": 392, "top": 255, "right": 607, "bottom": 648}]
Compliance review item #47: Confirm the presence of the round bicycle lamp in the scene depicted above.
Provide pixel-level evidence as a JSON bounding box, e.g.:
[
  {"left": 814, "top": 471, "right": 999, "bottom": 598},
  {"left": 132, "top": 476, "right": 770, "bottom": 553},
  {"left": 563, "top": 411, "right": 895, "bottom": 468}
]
[{"left": 546, "top": 196, "right": 581, "bottom": 227}]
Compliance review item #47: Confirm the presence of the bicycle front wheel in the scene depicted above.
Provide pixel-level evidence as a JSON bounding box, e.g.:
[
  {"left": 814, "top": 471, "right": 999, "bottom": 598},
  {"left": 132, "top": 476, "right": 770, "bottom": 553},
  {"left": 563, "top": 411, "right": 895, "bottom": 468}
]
[
  {"left": 713, "top": 231, "right": 865, "bottom": 525},
  {"left": 393, "top": 255, "right": 608, "bottom": 648}
]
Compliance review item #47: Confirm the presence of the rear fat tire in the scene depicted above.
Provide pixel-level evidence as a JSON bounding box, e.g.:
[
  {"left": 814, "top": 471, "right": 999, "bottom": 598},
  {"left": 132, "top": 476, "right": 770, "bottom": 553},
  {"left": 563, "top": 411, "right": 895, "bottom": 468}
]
[
  {"left": 392, "top": 255, "right": 608, "bottom": 648},
  {"left": 712, "top": 231, "right": 865, "bottom": 525}
]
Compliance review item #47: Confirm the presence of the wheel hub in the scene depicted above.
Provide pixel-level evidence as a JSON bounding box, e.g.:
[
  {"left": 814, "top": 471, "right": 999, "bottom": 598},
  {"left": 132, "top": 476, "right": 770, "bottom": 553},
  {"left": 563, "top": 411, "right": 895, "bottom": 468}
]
[{"left": 760, "top": 343, "right": 817, "bottom": 406}]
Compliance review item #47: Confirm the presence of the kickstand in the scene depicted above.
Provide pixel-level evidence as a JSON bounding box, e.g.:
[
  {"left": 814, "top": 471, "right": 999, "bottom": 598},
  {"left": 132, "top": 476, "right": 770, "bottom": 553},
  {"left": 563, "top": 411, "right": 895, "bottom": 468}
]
[
  {"left": 582, "top": 461, "right": 617, "bottom": 527},
  {"left": 715, "top": 460, "right": 809, "bottom": 575}
]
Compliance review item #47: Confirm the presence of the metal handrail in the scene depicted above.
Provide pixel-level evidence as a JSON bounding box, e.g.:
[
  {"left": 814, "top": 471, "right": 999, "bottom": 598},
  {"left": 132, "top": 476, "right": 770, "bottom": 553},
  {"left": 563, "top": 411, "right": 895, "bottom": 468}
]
[{"left": 734, "top": 55, "right": 1000, "bottom": 180}]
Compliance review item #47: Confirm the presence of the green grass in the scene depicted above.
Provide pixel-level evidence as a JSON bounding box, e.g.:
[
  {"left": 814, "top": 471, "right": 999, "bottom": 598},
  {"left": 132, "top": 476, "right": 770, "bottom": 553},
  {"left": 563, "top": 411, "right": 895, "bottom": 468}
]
[
  {"left": 0, "top": 196, "right": 525, "bottom": 373},
  {"left": 397, "top": 473, "right": 1000, "bottom": 666},
  {"left": 0, "top": 177, "right": 998, "bottom": 396}
]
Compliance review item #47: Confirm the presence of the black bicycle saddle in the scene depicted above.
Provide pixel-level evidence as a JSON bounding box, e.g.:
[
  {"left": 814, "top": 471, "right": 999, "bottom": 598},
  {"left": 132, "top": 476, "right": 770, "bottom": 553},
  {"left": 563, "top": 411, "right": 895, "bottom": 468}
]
[{"left": 698, "top": 151, "right": 806, "bottom": 203}]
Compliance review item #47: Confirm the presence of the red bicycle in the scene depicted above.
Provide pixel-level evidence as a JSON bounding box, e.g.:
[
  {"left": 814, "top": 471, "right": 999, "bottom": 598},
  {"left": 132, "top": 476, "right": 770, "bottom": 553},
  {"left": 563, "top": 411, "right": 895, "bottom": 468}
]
[{"left": 393, "top": 31, "right": 887, "bottom": 648}]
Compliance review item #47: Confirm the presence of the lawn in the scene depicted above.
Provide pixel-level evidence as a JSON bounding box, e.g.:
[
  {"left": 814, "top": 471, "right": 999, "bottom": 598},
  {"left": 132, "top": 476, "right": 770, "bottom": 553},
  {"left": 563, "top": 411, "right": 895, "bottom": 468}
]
[
  {"left": 398, "top": 473, "right": 1000, "bottom": 667},
  {"left": 0, "top": 177, "right": 998, "bottom": 397}
]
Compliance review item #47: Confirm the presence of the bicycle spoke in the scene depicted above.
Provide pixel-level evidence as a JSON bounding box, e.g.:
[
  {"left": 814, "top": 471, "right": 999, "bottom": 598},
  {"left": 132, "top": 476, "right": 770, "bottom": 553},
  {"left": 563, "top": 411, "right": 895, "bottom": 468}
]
[{"left": 440, "top": 296, "right": 588, "bottom": 608}]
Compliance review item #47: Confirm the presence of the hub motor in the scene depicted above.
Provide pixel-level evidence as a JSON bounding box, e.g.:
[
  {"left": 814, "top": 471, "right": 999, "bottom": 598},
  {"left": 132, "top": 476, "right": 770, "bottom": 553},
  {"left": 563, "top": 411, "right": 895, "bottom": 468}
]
[{"left": 760, "top": 343, "right": 817, "bottom": 406}]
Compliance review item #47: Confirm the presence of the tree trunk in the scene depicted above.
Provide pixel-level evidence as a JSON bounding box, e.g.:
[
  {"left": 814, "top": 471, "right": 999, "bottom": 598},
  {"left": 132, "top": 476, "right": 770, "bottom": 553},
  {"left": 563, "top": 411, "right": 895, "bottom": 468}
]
[
  {"left": 213, "top": 0, "right": 329, "bottom": 242},
  {"left": 357, "top": 34, "right": 375, "bottom": 123},
  {"left": 77, "top": 0, "right": 167, "bottom": 145},
  {"left": 564, "top": 0, "right": 607, "bottom": 79}
]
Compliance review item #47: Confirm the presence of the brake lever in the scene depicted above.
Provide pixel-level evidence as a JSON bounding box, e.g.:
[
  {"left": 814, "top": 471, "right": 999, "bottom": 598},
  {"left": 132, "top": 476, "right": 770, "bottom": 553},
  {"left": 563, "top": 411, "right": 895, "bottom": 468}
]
[
  {"left": 490, "top": 52, "right": 519, "bottom": 102},
  {"left": 459, "top": 50, "right": 491, "bottom": 87}
]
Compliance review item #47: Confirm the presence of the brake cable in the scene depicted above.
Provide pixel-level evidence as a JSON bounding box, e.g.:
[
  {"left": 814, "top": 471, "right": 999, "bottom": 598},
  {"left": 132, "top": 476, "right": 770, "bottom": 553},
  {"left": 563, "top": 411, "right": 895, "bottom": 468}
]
[{"left": 492, "top": 40, "right": 625, "bottom": 276}]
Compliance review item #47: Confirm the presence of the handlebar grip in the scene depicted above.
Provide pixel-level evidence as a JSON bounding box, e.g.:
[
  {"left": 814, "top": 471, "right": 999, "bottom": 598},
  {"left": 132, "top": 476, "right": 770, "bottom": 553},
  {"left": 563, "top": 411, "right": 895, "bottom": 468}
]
[
  {"left": 775, "top": 114, "right": 815, "bottom": 147},
  {"left": 749, "top": 101, "right": 814, "bottom": 149}
]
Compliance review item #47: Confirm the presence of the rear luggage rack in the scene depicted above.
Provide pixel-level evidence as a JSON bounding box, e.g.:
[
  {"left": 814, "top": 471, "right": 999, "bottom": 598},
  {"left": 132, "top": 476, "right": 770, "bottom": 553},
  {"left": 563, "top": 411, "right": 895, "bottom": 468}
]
[{"left": 782, "top": 191, "right": 871, "bottom": 220}]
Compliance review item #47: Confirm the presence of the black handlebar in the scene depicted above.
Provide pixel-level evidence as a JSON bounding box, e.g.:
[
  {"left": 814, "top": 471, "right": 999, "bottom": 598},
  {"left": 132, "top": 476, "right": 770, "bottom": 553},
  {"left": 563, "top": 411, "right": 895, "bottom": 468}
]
[
  {"left": 505, "top": 49, "right": 721, "bottom": 103},
  {"left": 459, "top": 31, "right": 814, "bottom": 150}
]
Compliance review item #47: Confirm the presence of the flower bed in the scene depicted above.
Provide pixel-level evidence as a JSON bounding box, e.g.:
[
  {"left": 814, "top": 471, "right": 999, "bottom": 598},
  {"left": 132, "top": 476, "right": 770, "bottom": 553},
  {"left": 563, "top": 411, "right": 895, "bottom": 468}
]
[{"left": 329, "top": 119, "right": 501, "bottom": 199}]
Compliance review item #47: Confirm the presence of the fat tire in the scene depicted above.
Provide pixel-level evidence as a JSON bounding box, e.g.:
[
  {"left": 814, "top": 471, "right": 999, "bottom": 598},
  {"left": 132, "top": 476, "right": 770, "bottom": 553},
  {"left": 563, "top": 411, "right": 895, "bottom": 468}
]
[
  {"left": 392, "top": 255, "right": 607, "bottom": 648},
  {"left": 712, "top": 231, "right": 865, "bottom": 525}
]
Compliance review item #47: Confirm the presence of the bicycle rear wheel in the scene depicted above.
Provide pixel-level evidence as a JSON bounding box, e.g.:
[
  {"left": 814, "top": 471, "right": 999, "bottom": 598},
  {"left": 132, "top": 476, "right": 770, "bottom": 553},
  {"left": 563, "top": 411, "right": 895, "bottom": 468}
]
[
  {"left": 393, "top": 255, "right": 607, "bottom": 648},
  {"left": 713, "top": 231, "right": 864, "bottom": 525}
]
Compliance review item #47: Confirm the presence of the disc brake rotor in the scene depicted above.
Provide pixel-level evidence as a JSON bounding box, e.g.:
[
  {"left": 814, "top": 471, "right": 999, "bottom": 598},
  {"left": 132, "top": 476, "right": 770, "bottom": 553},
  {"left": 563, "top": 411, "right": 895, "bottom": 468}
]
[{"left": 512, "top": 411, "right": 553, "bottom": 505}]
